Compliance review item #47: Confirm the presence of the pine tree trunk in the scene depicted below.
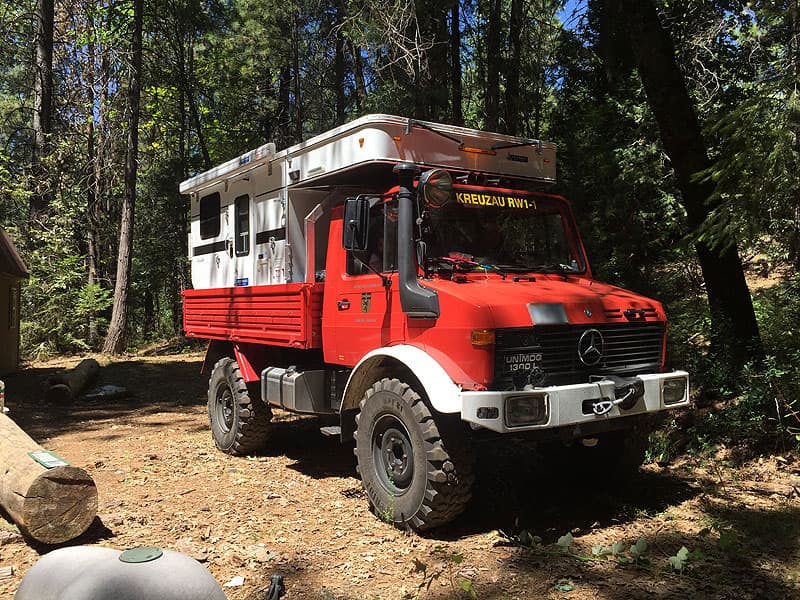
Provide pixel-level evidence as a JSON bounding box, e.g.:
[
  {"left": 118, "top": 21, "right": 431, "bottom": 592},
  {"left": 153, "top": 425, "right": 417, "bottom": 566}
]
[
  {"left": 351, "top": 43, "right": 366, "bottom": 110},
  {"left": 174, "top": 82, "right": 189, "bottom": 336},
  {"left": 606, "top": 0, "right": 762, "bottom": 367},
  {"left": 278, "top": 65, "right": 292, "bottom": 148},
  {"left": 103, "top": 0, "right": 143, "bottom": 355},
  {"left": 450, "top": 0, "right": 463, "bottom": 125},
  {"left": 30, "top": 0, "right": 54, "bottom": 219},
  {"left": 504, "top": 0, "right": 523, "bottom": 135},
  {"left": 86, "top": 14, "right": 100, "bottom": 348},
  {"left": 789, "top": 1, "right": 800, "bottom": 269},
  {"left": 484, "top": 0, "right": 501, "bottom": 130},
  {"left": 433, "top": 4, "right": 450, "bottom": 120},
  {"left": 292, "top": 10, "right": 303, "bottom": 142},
  {"left": 333, "top": 0, "right": 347, "bottom": 125}
]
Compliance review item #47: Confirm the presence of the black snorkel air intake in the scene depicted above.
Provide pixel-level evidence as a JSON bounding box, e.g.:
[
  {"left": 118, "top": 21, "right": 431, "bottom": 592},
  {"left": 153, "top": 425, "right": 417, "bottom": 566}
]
[{"left": 393, "top": 162, "right": 440, "bottom": 319}]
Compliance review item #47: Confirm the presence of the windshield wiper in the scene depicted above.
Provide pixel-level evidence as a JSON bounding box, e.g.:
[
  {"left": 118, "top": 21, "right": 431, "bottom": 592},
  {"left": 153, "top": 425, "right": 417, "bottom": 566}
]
[
  {"left": 475, "top": 263, "right": 507, "bottom": 279},
  {"left": 427, "top": 256, "right": 507, "bottom": 279},
  {"left": 427, "top": 255, "right": 479, "bottom": 272},
  {"left": 529, "top": 263, "right": 576, "bottom": 274}
]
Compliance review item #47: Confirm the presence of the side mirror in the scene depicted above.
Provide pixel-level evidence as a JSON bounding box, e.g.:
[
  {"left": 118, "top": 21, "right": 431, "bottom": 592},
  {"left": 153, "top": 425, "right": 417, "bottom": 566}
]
[
  {"left": 342, "top": 196, "right": 369, "bottom": 251},
  {"left": 418, "top": 169, "right": 453, "bottom": 209}
]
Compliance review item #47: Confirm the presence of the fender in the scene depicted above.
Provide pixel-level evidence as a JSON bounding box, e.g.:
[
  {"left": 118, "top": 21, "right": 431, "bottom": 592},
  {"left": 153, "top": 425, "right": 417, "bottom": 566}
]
[
  {"left": 342, "top": 345, "right": 462, "bottom": 414},
  {"left": 201, "top": 340, "right": 266, "bottom": 384}
]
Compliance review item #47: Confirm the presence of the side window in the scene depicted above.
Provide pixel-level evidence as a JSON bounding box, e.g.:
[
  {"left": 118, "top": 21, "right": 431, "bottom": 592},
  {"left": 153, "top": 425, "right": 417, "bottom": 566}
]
[
  {"left": 346, "top": 197, "right": 398, "bottom": 275},
  {"left": 199, "top": 192, "right": 221, "bottom": 239},
  {"left": 234, "top": 194, "right": 250, "bottom": 256}
]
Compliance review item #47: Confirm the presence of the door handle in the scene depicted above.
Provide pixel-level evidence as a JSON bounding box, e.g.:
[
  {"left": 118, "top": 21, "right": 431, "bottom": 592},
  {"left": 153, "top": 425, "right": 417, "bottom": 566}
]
[{"left": 337, "top": 299, "right": 351, "bottom": 311}]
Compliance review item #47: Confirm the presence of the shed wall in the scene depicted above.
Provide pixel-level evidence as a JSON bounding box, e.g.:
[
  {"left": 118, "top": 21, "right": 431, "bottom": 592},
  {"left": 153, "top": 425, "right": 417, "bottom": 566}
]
[{"left": 0, "top": 276, "right": 21, "bottom": 374}]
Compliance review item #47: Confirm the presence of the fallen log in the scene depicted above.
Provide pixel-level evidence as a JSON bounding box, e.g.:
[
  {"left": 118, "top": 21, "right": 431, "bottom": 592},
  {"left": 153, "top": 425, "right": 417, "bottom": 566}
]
[
  {"left": 45, "top": 358, "right": 100, "bottom": 402},
  {"left": 0, "top": 412, "right": 97, "bottom": 544}
]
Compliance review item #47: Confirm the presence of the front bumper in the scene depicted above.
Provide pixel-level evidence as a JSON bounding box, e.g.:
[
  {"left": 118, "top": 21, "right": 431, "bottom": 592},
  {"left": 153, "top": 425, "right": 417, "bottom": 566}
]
[{"left": 460, "top": 371, "right": 689, "bottom": 434}]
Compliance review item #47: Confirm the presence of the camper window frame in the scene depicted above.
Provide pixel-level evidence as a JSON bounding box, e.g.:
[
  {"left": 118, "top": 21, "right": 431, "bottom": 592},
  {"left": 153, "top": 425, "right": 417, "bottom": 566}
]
[
  {"left": 234, "top": 194, "right": 250, "bottom": 257},
  {"left": 199, "top": 192, "right": 221, "bottom": 240}
]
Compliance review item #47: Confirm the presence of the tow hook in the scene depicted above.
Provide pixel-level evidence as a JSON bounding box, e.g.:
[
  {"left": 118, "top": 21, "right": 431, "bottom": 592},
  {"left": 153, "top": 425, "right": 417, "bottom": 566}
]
[
  {"left": 592, "top": 376, "right": 644, "bottom": 415},
  {"left": 592, "top": 388, "right": 634, "bottom": 415}
]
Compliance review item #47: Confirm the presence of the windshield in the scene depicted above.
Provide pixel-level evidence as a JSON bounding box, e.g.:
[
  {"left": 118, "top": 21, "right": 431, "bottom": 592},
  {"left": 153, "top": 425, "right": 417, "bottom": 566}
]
[{"left": 421, "top": 189, "right": 586, "bottom": 275}]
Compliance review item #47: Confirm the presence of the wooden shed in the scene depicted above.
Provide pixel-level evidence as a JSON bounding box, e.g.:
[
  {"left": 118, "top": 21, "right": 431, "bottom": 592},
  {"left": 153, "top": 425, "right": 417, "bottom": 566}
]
[{"left": 0, "top": 228, "right": 28, "bottom": 374}]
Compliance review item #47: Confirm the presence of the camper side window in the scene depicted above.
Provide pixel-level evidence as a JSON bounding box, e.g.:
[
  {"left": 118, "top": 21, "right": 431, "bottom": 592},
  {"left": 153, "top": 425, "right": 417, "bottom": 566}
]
[
  {"left": 200, "top": 192, "right": 221, "bottom": 239},
  {"left": 234, "top": 195, "right": 250, "bottom": 256}
]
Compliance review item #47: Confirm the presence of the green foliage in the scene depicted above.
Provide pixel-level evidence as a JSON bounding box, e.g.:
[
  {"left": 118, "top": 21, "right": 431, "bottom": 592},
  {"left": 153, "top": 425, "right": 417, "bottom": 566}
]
[
  {"left": 695, "top": 6, "right": 800, "bottom": 267},
  {"left": 682, "top": 274, "right": 800, "bottom": 450},
  {"left": 555, "top": 532, "right": 574, "bottom": 552},
  {"left": 21, "top": 249, "right": 112, "bottom": 359},
  {"left": 591, "top": 536, "right": 649, "bottom": 566},
  {"left": 699, "top": 520, "right": 738, "bottom": 552},
  {"left": 407, "top": 546, "right": 476, "bottom": 599},
  {"left": 668, "top": 546, "right": 704, "bottom": 572}
]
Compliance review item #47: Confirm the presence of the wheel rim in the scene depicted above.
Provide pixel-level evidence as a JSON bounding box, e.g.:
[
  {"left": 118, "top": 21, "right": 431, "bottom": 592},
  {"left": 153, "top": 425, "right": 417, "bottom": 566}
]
[
  {"left": 215, "top": 383, "right": 235, "bottom": 433},
  {"left": 371, "top": 414, "right": 414, "bottom": 495}
]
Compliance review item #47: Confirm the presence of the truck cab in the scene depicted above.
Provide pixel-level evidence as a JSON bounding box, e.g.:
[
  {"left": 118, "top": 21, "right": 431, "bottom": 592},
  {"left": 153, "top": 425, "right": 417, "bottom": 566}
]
[{"left": 181, "top": 115, "right": 689, "bottom": 531}]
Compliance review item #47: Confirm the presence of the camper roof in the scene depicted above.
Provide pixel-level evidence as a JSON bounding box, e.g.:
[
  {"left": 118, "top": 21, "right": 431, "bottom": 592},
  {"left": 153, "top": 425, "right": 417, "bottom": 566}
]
[{"left": 179, "top": 114, "right": 557, "bottom": 195}]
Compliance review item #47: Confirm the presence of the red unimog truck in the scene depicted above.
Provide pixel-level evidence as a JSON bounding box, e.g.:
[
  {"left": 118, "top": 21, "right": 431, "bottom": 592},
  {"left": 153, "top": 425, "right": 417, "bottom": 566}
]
[{"left": 180, "top": 114, "right": 689, "bottom": 530}]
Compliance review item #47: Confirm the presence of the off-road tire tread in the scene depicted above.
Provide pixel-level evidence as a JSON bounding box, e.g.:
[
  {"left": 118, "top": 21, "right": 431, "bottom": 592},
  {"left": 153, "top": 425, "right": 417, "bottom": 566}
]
[
  {"left": 354, "top": 378, "right": 475, "bottom": 531},
  {"left": 209, "top": 357, "right": 271, "bottom": 456}
]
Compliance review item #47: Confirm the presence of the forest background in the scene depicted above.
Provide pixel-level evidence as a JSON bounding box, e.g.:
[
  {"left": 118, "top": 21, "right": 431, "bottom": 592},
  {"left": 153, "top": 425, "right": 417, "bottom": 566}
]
[{"left": 1, "top": 0, "right": 799, "bottom": 453}]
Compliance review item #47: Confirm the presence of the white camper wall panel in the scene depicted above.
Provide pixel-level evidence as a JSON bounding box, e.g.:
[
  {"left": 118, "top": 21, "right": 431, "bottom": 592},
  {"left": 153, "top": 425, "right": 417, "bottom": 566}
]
[
  {"left": 190, "top": 183, "right": 233, "bottom": 290},
  {"left": 253, "top": 193, "right": 287, "bottom": 285},
  {"left": 285, "top": 190, "right": 329, "bottom": 284}
]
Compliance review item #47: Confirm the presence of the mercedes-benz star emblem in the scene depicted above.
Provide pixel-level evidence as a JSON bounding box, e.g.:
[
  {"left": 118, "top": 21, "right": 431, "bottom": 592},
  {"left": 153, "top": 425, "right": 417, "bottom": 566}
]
[{"left": 577, "top": 329, "right": 604, "bottom": 366}]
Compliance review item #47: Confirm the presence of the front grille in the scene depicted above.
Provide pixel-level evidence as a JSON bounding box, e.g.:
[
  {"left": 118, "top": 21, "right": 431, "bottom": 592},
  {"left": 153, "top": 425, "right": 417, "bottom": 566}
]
[{"left": 493, "top": 322, "right": 665, "bottom": 390}]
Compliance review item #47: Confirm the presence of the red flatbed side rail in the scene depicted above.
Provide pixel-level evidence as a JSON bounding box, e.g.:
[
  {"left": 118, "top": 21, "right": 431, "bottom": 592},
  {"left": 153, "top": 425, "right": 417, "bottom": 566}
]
[{"left": 183, "top": 283, "right": 324, "bottom": 349}]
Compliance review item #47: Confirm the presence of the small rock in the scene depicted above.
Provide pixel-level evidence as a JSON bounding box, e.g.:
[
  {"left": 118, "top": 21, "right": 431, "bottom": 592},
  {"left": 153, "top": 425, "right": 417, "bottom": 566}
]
[
  {"left": 0, "top": 530, "right": 23, "bottom": 546},
  {"left": 223, "top": 575, "right": 245, "bottom": 587},
  {"left": 174, "top": 537, "right": 208, "bottom": 562}
]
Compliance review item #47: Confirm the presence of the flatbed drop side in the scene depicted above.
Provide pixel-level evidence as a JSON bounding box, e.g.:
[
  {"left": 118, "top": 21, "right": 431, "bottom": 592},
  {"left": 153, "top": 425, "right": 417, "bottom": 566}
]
[{"left": 181, "top": 114, "right": 690, "bottom": 530}]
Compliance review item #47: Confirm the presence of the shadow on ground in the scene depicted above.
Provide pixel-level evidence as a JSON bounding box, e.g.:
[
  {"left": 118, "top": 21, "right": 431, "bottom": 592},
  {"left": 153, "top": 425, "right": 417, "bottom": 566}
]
[{"left": 3, "top": 358, "right": 207, "bottom": 441}]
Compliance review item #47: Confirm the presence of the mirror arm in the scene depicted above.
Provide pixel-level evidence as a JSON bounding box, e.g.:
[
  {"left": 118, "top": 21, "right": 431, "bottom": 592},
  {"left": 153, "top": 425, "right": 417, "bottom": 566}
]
[{"left": 356, "top": 258, "right": 392, "bottom": 288}]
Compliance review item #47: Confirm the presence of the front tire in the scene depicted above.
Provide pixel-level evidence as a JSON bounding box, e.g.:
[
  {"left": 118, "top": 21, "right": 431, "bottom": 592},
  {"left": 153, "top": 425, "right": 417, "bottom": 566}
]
[
  {"left": 208, "top": 357, "right": 271, "bottom": 455},
  {"left": 354, "top": 378, "right": 474, "bottom": 531}
]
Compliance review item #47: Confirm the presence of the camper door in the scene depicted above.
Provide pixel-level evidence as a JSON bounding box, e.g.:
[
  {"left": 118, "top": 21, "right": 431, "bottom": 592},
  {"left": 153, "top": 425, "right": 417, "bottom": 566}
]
[
  {"left": 191, "top": 182, "right": 254, "bottom": 289},
  {"left": 228, "top": 179, "right": 254, "bottom": 287}
]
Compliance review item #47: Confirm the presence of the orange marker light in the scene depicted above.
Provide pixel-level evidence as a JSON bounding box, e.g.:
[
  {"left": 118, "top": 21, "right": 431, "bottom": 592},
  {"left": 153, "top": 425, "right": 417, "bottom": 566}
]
[
  {"left": 459, "top": 145, "right": 497, "bottom": 156},
  {"left": 471, "top": 329, "right": 495, "bottom": 347}
]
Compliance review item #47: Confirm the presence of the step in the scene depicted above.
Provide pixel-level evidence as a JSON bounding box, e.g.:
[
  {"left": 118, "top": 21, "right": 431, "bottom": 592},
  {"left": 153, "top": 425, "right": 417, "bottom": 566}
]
[{"left": 319, "top": 425, "right": 341, "bottom": 437}]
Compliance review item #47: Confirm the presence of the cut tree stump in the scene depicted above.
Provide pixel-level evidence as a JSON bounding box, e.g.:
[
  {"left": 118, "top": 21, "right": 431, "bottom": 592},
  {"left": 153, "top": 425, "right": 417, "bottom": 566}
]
[
  {"left": 0, "top": 412, "right": 97, "bottom": 544},
  {"left": 45, "top": 358, "right": 100, "bottom": 402}
]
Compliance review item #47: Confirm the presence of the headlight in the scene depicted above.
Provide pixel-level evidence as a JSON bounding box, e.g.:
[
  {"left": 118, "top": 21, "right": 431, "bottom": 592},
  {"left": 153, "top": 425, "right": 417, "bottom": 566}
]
[
  {"left": 505, "top": 393, "right": 549, "bottom": 427},
  {"left": 662, "top": 376, "right": 688, "bottom": 405}
]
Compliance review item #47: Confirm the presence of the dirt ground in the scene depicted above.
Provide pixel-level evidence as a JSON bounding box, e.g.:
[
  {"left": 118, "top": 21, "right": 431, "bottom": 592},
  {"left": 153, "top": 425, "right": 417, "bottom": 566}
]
[{"left": 1, "top": 352, "right": 799, "bottom": 599}]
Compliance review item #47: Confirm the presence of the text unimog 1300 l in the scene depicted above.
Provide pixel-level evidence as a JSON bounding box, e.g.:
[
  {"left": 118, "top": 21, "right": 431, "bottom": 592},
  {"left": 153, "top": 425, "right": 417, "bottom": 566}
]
[{"left": 181, "top": 114, "right": 690, "bottom": 530}]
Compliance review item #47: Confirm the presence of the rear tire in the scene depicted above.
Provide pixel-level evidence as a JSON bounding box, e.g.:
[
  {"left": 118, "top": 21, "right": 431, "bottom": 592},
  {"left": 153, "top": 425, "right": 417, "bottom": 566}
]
[
  {"left": 354, "top": 378, "right": 474, "bottom": 531},
  {"left": 208, "top": 357, "right": 271, "bottom": 455}
]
